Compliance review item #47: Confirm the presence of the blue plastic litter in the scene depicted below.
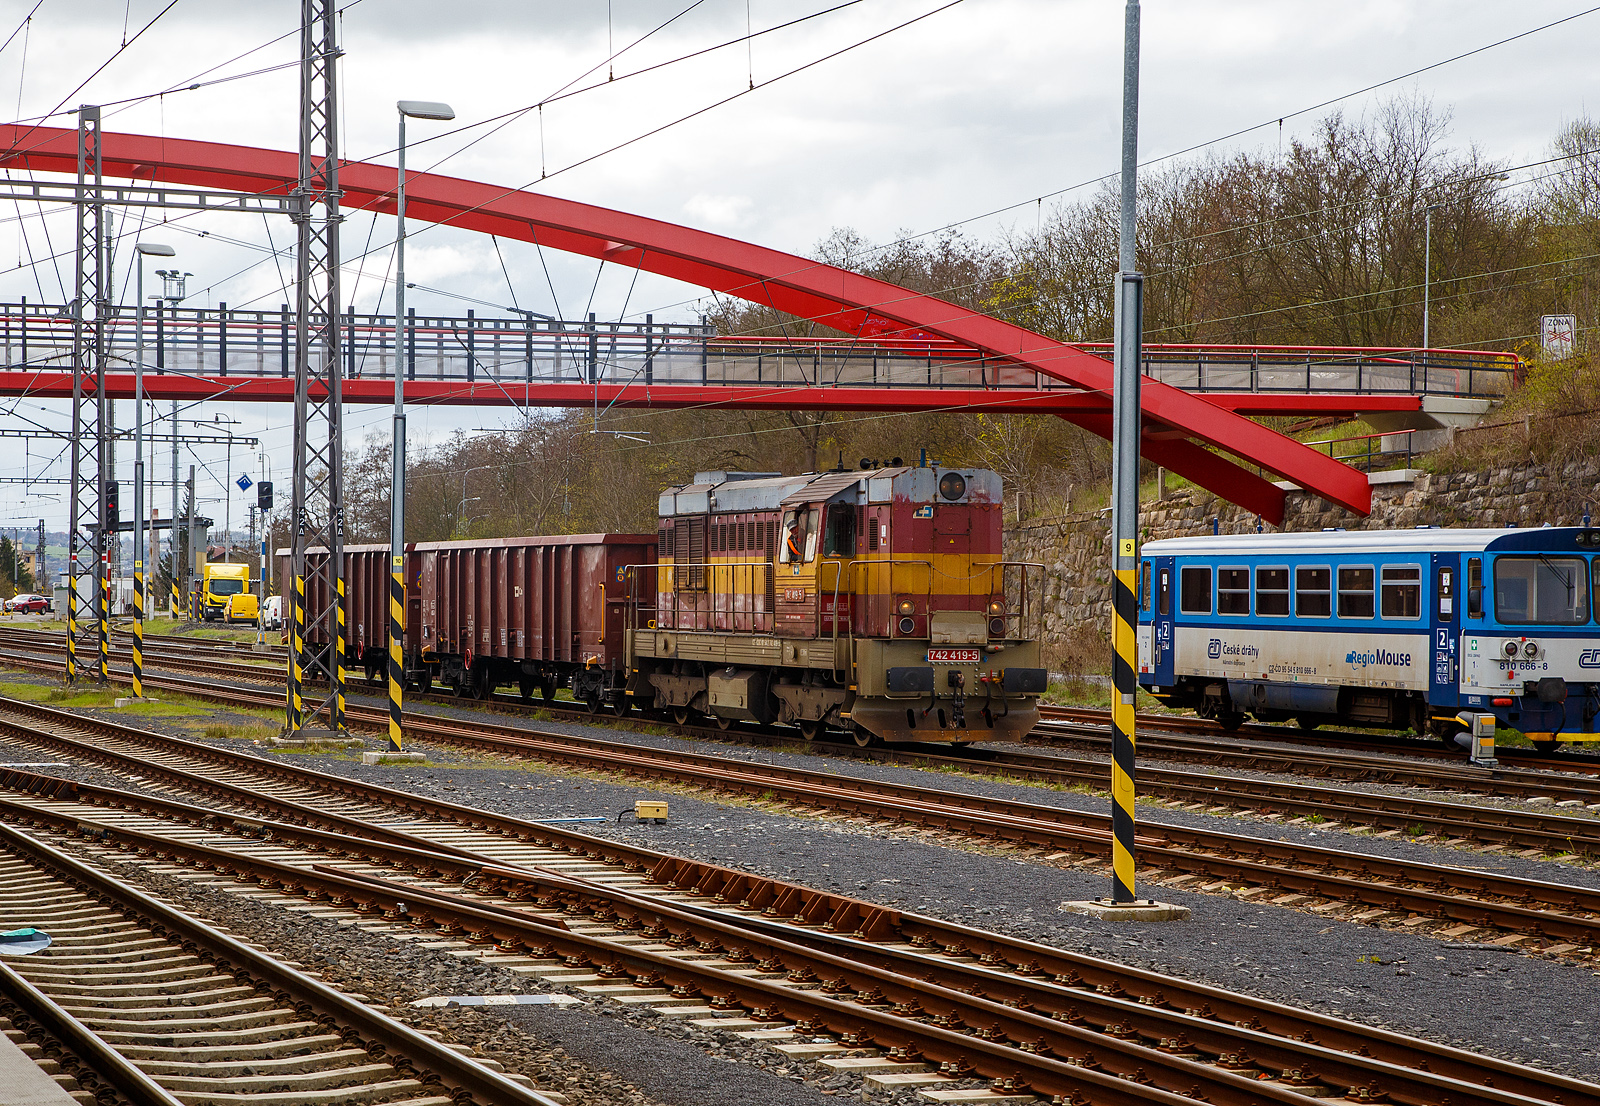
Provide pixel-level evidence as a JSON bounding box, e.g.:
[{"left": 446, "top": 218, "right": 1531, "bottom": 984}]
[{"left": 0, "top": 929, "right": 51, "bottom": 955}]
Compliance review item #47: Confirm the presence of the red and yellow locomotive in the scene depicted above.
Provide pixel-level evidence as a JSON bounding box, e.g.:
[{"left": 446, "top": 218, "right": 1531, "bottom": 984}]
[{"left": 627, "top": 464, "right": 1046, "bottom": 744}]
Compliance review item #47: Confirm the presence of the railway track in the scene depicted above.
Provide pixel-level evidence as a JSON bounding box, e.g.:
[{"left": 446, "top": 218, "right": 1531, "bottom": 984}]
[
  {"left": 0, "top": 710, "right": 1588, "bottom": 1106},
  {"left": 8, "top": 631, "right": 1600, "bottom": 862},
  {"left": 0, "top": 818, "right": 560, "bottom": 1106},
  {"left": 2, "top": 679, "right": 1600, "bottom": 956}
]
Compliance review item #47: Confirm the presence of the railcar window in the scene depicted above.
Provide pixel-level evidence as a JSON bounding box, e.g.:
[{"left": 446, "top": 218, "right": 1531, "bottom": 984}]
[
  {"left": 1139, "top": 562, "right": 1152, "bottom": 613},
  {"left": 1380, "top": 565, "right": 1422, "bottom": 619},
  {"left": 1467, "top": 557, "right": 1483, "bottom": 618},
  {"left": 1218, "top": 566, "right": 1250, "bottom": 615},
  {"left": 1256, "top": 567, "right": 1289, "bottom": 616},
  {"left": 1180, "top": 566, "right": 1212, "bottom": 614},
  {"left": 1158, "top": 569, "right": 1171, "bottom": 617},
  {"left": 1295, "top": 566, "right": 1331, "bottom": 617},
  {"left": 1493, "top": 556, "right": 1590, "bottom": 624},
  {"left": 1337, "top": 566, "right": 1375, "bottom": 619}
]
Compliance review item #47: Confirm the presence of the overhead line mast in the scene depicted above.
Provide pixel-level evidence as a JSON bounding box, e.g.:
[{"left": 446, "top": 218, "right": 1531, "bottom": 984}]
[{"left": 287, "top": 0, "right": 347, "bottom": 736}]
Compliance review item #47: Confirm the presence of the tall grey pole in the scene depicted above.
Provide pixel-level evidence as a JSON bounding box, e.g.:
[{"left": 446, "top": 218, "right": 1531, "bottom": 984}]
[
  {"left": 388, "top": 108, "right": 408, "bottom": 753},
  {"left": 1108, "top": 0, "right": 1143, "bottom": 905},
  {"left": 133, "top": 259, "right": 146, "bottom": 697},
  {"left": 170, "top": 389, "right": 178, "bottom": 616},
  {"left": 1422, "top": 206, "right": 1432, "bottom": 350}
]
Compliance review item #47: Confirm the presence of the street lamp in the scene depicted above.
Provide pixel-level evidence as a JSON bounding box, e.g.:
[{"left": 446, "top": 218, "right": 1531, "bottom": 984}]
[
  {"left": 1422, "top": 204, "right": 1440, "bottom": 350},
  {"left": 155, "top": 268, "right": 192, "bottom": 617},
  {"left": 389, "top": 99, "right": 454, "bottom": 753},
  {"left": 131, "top": 242, "right": 174, "bottom": 698}
]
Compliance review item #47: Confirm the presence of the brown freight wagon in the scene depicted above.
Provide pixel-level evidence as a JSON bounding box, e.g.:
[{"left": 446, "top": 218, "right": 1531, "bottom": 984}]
[{"left": 281, "top": 534, "right": 655, "bottom": 711}]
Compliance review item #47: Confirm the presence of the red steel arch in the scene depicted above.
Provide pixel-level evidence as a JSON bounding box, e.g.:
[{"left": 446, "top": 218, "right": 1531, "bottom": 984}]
[{"left": 0, "top": 125, "right": 1370, "bottom": 522}]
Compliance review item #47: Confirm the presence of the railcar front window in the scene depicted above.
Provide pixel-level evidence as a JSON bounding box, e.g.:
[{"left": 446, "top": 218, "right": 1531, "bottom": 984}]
[
  {"left": 1256, "top": 567, "right": 1289, "bottom": 616},
  {"left": 1296, "top": 566, "right": 1331, "bottom": 617},
  {"left": 1180, "top": 566, "right": 1212, "bottom": 614},
  {"left": 1493, "top": 556, "right": 1589, "bottom": 625},
  {"left": 1218, "top": 567, "right": 1250, "bottom": 615},
  {"left": 1380, "top": 565, "right": 1422, "bottom": 619},
  {"left": 1338, "top": 566, "right": 1374, "bottom": 619}
]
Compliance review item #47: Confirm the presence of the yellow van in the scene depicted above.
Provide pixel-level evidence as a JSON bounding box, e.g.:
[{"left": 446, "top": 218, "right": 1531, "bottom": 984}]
[{"left": 202, "top": 563, "right": 255, "bottom": 623}]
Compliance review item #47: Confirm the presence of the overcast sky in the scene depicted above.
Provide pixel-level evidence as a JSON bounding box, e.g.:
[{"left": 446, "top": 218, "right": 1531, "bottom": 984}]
[{"left": 0, "top": 0, "right": 1596, "bottom": 543}]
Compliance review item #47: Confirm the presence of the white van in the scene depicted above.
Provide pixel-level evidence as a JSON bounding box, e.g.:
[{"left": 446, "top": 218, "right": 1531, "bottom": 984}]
[{"left": 261, "top": 594, "right": 284, "bottom": 631}]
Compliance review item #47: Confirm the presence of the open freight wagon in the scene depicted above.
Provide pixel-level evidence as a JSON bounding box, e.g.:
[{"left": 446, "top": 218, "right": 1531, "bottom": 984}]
[{"left": 280, "top": 533, "right": 656, "bottom": 709}]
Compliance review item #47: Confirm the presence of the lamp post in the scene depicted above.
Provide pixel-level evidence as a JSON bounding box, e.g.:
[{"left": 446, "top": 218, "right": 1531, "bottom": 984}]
[
  {"left": 132, "top": 242, "right": 175, "bottom": 699},
  {"left": 155, "top": 268, "right": 191, "bottom": 617},
  {"left": 390, "top": 99, "right": 455, "bottom": 753},
  {"left": 1423, "top": 204, "right": 1439, "bottom": 350}
]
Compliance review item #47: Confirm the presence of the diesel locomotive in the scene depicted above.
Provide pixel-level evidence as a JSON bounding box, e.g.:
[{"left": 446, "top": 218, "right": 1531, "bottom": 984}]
[
  {"left": 286, "top": 464, "right": 1047, "bottom": 746},
  {"left": 1137, "top": 526, "right": 1600, "bottom": 750}
]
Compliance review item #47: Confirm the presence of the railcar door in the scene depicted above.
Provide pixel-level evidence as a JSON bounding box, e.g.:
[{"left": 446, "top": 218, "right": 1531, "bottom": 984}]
[
  {"left": 1430, "top": 553, "right": 1461, "bottom": 715},
  {"left": 774, "top": 506, "right": 819, "bottom": 638},
  {"left": 1151, "top": 556, "right": 1177, "bottom": 686}
]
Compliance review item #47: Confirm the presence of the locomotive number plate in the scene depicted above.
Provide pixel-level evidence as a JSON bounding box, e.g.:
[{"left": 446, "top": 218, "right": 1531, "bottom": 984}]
[{"left": 927, "top": 647, "right": 980, "bottom": 664}]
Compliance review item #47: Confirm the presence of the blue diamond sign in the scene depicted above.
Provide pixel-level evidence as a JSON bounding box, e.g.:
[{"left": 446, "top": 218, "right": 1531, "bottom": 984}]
[{"left": 236, "top": 473, "right": 253, "bottom": 492}]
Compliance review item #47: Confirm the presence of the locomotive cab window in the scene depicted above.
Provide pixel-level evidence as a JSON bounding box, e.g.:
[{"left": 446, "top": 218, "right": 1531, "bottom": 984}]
[
  {"left": 1218, "top": 566, "right": 1250, "bottom": 615},
  {"left": 1295, "top": 566, "right": 1331, "bottom": 617},
  {"left": 1179, "top": 566, "right": 1212, "bottom": 614},
  {"left": 779, "top": 509, "right": 816, "bottom": 563},
  {"left": 1494, "top": 556, "right": 1590, "bottom": 625},
  {"left": 1337, "top": 566, "right": 1375, "bottom": 619},
  {"left": 822, "top": 503, "right": 856, "bottom": 556},
  {"left": 1256, "top": 566, "right": 1289, "bottom": 616},
  {"left": 1380, "top": 564, "right": 1422, "bottom": 620}
]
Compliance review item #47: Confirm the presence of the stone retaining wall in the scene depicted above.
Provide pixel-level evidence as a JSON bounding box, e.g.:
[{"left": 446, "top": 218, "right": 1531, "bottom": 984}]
[{"left": 1004, "top": 460, "right": 1600, "bottom": 656}]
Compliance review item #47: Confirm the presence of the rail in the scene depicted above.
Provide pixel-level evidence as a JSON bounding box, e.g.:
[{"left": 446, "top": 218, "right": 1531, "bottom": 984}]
[{"left": 0, "top": 301, "right": 1521, "bottom": 400}]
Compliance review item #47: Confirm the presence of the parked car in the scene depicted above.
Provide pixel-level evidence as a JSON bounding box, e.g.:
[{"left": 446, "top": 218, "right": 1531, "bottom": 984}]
[
  {"left": 5, "top": 593, "right": 49, "bottom": 613},
  {"left": 260, "top": 594, "right": 283, "bottom": 631}
]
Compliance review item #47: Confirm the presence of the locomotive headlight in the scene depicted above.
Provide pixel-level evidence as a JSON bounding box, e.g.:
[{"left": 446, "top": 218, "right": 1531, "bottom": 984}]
[
  {"left": 938, "top": 471, "right": 967, "bottom": 501},
  {"left": 898, "top": 616, "right": 916, "bottom": 635},
  {"left": 898, "top": 600, "right": 915, "bottom": 616},
  {"left": 987, "top": 600, "right": 1005, "bottom": 616},
  {"left": 1523, "top": 640, "right": 1540, "bottom": 658},
  {"left": 1503, "top": 641, "right": 1521, "bottom": 658}
]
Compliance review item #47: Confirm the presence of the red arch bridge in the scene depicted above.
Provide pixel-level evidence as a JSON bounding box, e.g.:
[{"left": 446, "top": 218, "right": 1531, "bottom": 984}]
[{"left": 0, "top": 126, "right": 1521, "bottom": 522}]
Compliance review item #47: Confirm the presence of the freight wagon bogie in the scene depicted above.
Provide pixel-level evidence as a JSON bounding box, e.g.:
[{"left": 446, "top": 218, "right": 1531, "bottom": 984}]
[{"left": 1139, "top": 526, "right": 1600, "bottom": 751}]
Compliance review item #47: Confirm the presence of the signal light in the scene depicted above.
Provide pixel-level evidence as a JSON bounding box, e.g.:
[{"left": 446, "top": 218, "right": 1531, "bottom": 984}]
[
  {"left": 256, "top": 481, "right": 273, "bottom": 511},
  {"left": 105, "top": 482, "right": 120, "bottom": 527}
]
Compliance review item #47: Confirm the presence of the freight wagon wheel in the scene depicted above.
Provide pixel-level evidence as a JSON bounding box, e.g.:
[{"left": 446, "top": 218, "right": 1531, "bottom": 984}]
[
  {"left": 673, "top": 708, "right": 690, "bottom": 727},
  {"left": 583, "top": 693, "right": 603, "bottom": 715},
  {"left": 518, "top": 679, "right": 535, "bottom": 704},
  {"left": 540, "top": 681, "right": 556, "bottom": 703},
  {"left": 610, "top": 697, "right": 630, "bottom": 717},
  {"left": 472, "top": 674, "right": 490, "bottom": 701},
  {"left": 1295, "top": 717, "right": 1320, "bottom": 731},
  {"left": 414, "top": 671, "right": 432, "bottom": 694}
]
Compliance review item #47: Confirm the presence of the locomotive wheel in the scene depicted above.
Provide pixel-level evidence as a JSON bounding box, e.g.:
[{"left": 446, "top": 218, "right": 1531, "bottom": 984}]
[
  {"left": 673, "top": 708, "right": 690, "bottom": 726},
  {"left": 713, "top": 714, "right": 733, "bottom": 730},
  {"left": 797, "top": 720, "right": 821, "bottom": 741},
  {"left": 852, "top": 726, "right": 881, "bottom": 748}
]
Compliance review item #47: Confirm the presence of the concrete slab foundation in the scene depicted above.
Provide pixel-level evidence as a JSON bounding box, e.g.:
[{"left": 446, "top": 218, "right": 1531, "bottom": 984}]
[{"left": 1059, "top": 898, "right": 1192, "bottom": 922}]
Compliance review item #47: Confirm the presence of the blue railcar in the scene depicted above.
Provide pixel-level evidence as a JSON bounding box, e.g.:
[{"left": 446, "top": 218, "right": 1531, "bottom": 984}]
[{"left": 1136, "top": 527, "right": 1600, "bottom": 751}]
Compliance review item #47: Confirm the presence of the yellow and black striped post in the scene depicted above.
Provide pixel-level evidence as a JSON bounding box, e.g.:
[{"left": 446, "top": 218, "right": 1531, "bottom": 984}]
[
  {"left": 1110, "top": 540, "right": 1139, "bottom": 902},
  {"left": 171, "top": 575, "right": 181, "bottom": 620},
  {"left": 334, "top": 577, "right": 348, "bottom": 735},
  {"left": 66, "top": 552, "right": 79, "bottom": 683},
  {"left": 131, "top": 560, "right": 144, "bottom": 699},
  {"left": 387, "top": 557, "right": 404, "bottom": 751},
  {"left": 97, "top": 549, "right": 109, "bottom": 684},
  {"left": 288, "top": 574, "right": 305, "bottom": 733}
]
